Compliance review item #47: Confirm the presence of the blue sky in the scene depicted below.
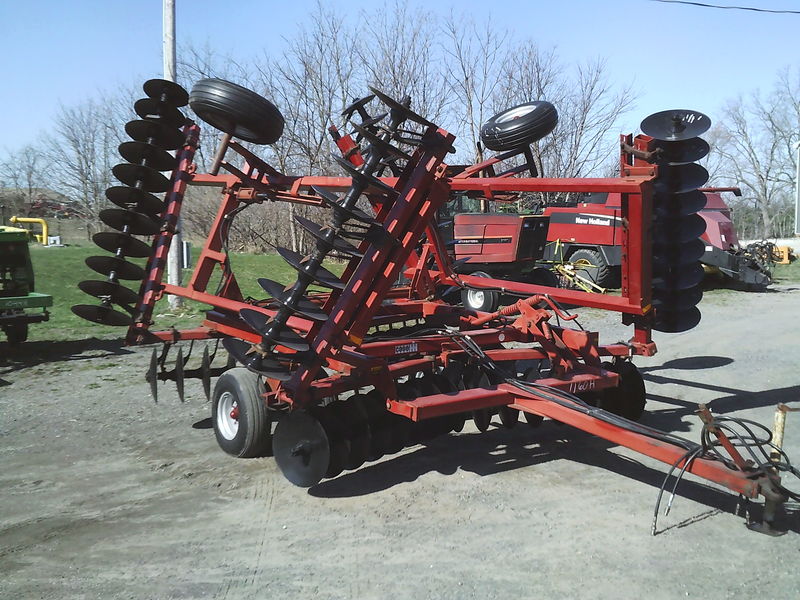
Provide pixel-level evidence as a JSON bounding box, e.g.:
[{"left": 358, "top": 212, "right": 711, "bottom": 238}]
[{"left": 1, "top": 0, "right": 796, "bottom": 150}]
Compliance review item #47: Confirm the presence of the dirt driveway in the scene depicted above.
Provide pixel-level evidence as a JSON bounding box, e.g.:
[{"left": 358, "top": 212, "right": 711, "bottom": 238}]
[{"left": 1, "top": 287, "right": 799, "bottom": 600}]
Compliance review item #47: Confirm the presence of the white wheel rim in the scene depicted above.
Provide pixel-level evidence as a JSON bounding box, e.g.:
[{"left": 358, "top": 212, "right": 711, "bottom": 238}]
[
  {"left": 496, "top": 104, "right": 536, "bottom": 123},
  {"left": 467, "top": 289, "right": 485, "bottom": 309},
  {"left": 216, "top": 391, "right": 239, "bottom": 440}
]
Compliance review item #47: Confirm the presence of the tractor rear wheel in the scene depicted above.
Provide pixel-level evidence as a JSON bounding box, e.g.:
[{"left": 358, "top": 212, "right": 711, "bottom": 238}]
[
  {"left": 211, "top": 368, "right": 272, "bottom": 457},
  {"left": 3, "top": 322, "right": 28, "bottom": 344},
  {"left": 461, "top": 271, "right": 499, "bottom": 312},
  {"left": 189, "top": 78, "right": 285, "bottom": 145},
  {"left": 568, "top": 248, "right": 613, "bottom": 289}
]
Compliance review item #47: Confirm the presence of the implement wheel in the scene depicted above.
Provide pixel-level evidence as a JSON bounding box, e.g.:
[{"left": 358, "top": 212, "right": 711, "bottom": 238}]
[
  {"left": 211, "top": 368, "right": 272, "bottom": 457},
  {"left": 189, "top": 78, "right": 285, "bottom": 145},
  {"left": 461, "top": 271, "right": 499, "bottom": 313},
  {"left": 480, "top": 101, "right": 558, "bottom": 151}
]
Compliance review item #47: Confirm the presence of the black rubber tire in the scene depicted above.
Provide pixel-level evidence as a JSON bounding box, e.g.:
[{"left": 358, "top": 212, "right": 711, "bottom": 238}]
[
  {"left": 461, "top": 271, "right": 499, "bottom": 312},
  {"left": 599, "top": 361, "right": 646, "bottom": 421},
  {"left": 189, "top": 78, "right": 285, "bottom": 145},
  {"left": 527, "top": 267, "right": 560, "bottom": 288},
  {"left": 568, "top": 248, "right": 613, "bottom": 289},
  {"left": 3, "top": 323, "right": 28, "bottom": 344},
  {"left": 480, "top": 101, "right": 558, "bottom": 151},
  {"left": 211, "top": 368, "right": 272, "bottom": 458}
]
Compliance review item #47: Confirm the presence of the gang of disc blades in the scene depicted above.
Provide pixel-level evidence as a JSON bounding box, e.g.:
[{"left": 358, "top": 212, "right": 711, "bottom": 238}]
[
  {"left": 652, "top": 213, "right": 706, "bottom": 245},
  {"left": 273, "top": 410, "right": 331, "bottom": 487},
  {"left": 133, "top": 98, "right": 187, "bottom": 128},
  {"left": 654, "top": 189, "right": 707, "bottom": 217},
  {"left": 652, "top": 262, "right": 705, "bottom": 291},
  {"left": 654, "top": 163, "right": 709, "bottom": 195},
  {"left": 105, "top": 185, "right": 164, "bottom": 217},
  {"left": 85, "top": 255, "right": 145, "bottom": 281},
  {"left": 653, "top": 306, "right": 702, "bottom": 333},
  {"left": 369, "top": 87, "right": 434, "bottom": 127},
  {"left": 118, "top": 140, "right": 178, "bottom": 172},
  {"left": 92, "top": 231, "right": 153, "bottom": 258},
  {"left": 99, "top": 208, "right": 161, "bottom": 236},
  {"left": 651, "top": 285, "right": 703, "bottom": 312},
  {"left": 112, "top": 163, "right": 171, "bottom": 193},
  {"left": 350, "top": 123, "right": 412, "bottom": 161},
  {"left": 143, "top": 78, "right": 189, "bottom": 107},
  {"left": 78, "top": 279, "right": 140, "bottom": 305},
  {"left": 640, "top": 109, "right": 711, "bottom": 141},
  {"left": 276, "top": 247, "right": 346, "bottom": 290},
  {"left": 125, "top": 119, "right": 184, "bottom": 150},
  {"left": 653, "top": 238, "right": 705, "bottom": 266},
  {"left": 71, "top": 304, "right": 133, "bottom": 326},
  {"left": 294, "top": 215, "right": 363, "bottom": 258},
  {"left": 653, "top": 138, "right": 710, "bottom": 165}
]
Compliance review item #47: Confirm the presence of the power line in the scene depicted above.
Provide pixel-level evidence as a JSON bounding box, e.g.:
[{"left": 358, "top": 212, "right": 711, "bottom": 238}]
[{"left": 650, "top": 0, "right": 800, "bottom": 14}]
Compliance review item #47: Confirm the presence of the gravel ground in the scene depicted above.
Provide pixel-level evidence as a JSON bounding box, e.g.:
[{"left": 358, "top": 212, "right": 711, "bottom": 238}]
[{"left": 1, "top": 287, "right": 799, "bottom": 600}]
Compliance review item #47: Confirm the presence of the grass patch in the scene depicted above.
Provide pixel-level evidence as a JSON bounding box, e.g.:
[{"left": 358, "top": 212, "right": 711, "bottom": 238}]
[
  {"left": 27, "top": 243, "right": 343, "bottom": 343},
  {"left": 772, "top": 258, "right": 800, "bottom": 283}
]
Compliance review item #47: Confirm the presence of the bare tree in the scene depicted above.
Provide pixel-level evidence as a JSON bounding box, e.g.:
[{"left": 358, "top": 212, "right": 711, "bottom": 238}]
[{"left": 0, "top": 144, "right": 47, "bottom": 216}]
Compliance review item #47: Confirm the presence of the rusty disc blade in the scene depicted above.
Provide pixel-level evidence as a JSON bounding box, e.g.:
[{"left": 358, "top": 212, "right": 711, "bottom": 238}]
[
  {"left": 99, "top": 208, "right": 160, "bottom": 236},
  {"left": 142, "top": 78, "right": 189, "bottom": 107},
  {"left": 71, "top": 303, "right": 132, "bottom": 326},
  {"left": 118, "top": 140, "right": 178, "bottom": 172},
  {"left": 78, "top": 279, "right": 139, "bottom": 305},
  {"left": 85, "top": 255, "right": 145, "bottom": 281},
  {"left": 92, "top": 231, "right": 153, "bottom": 258}
]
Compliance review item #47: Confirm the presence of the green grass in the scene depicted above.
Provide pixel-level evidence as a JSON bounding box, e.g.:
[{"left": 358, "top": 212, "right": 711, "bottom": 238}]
[
  {"left": 773, "top": 258, "right": 800, "bottom": 283},
  {"left": 27, "top": 243, "right": 343, "bottom": 343}
]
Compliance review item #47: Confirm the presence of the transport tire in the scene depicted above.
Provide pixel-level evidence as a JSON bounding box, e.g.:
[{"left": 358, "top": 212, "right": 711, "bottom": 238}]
[
  {"left": 189, "top": 78, "right": 285, "bottom": 145},
  {"left": 211, "top": 367, "right": 272, "bottom": 457},
  {"left": 480, "top": 101, "right": 558, "bottom": 152},
  {"left": 3, "top": 322, "right": 28, "bottom": 344},
  {"left": 461, "top": 271, "right": 499, "bottom": 312},
  {"left": 599, "top": 361, "right": 646, "bottom": 421},
  {"left": 568, "top": 248, "right": 613, "bottom": 289}
]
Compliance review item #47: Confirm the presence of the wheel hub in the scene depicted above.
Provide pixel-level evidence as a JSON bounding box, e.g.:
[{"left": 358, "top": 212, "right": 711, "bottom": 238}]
[{"left": 216, "top": 391, "right": 239, "bottom": 440}]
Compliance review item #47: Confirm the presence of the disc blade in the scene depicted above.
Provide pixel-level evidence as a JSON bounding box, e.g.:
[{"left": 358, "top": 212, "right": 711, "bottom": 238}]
[
  {"left": 125, "top": 119, "right": 184, "bottom": 150},
  {"left": 332, "top": 155, "right": 398, "bottom": 198},
  {"left": 350, "top": 123, "right": 411, "bottom": 161},
  {"left": 652, "top": 262, "right": 705, "bottom": 291},
  {"left": 653, "top": 138, "right": 710, "bottom": 165},
  {"left": 651, "top": 285, "right": 703, "bottom": 312},
  {"left": 264, "top": 327, "right": 311, "bottom": 353},
  {"left": 221, "top": 338, "right": 293, "bottom": 381},
  {"left": 92, "top": 231, "right": 153, "bottom": 258},
  {"left": 175, "top": 347, "right": 185, "bottom": 403},
  {"left": 653, "top": 306, "right": 702, "bottom": 333},
  {"left": 654, "top": 163, "right": 709, "bottom": 195},
  {"left": 311, "top": 186, "right": 378, "bottom": 225},
  {"left": 653, "top": 238, "right": 706, "bottom": 266},
  {"left": 257, "top": 278, "right": 329, "bottom": 321},
  {"left": 640, "top": 109, "right": 711, "bottom": 141},
  {"left": 146, "top": 348, "right": 159, "bottom": 402},
  {"left": 239, "top": 307, "right": 270, "bottom": 334},
  {"left": 143, "top": 78, "right": 190, "bottom": 107},
  {"left": 276, "top": 247, "right": 346, "bottom": 290},
  {"left": 118, "top": 140, "right": 178, "bottom": 172},
  {"left": 71, "top": 304, "right": 133, "bottom": 326},
  {"left": 654, "top": 190, "right": 707, "bottom": 217},
  {"left": 133, "top": 98, "right": 187, "bottom": 129},
  {"left": 99, "top": 208, "right": 160, "bottom": 236},
  {"left": 201, "top": 345, "right": 211, "bottom": 401},
  {"left": 112, "top": 163, "right": 170, "bottom": 193},
  {"left": 294, "top": 215, "right": 364, "bottom": 258},
  {"left": 342, "top": 94, "right": 376, "bottom": 118},
  {"left": 273, "top": 410, "right": 331, "bottom": 487},
  {"left": 105, "top": 186, "right": 164, "bottom": 217},
  {"left": 85, "top": 255, "right": 145, "bottom": 281},
  {"left": 369, "top": 87, "right": 434, "bottom": 127},
  {"left": 78, "top": 280, "right": 140, "bottom": 305},
  {"left": 653, "top": 213, "right": 706, "bottom": 245}
]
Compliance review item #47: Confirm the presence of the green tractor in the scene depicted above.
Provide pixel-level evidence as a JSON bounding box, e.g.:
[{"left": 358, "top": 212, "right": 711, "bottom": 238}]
[{"left": 0, "top": 226, "right": 53, "bottom": 344}]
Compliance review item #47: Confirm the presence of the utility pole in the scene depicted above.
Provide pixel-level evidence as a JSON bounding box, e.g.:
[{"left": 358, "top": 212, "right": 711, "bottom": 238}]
[{"left": 163, "top": 0, "right": 183, "bottom": 309}]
